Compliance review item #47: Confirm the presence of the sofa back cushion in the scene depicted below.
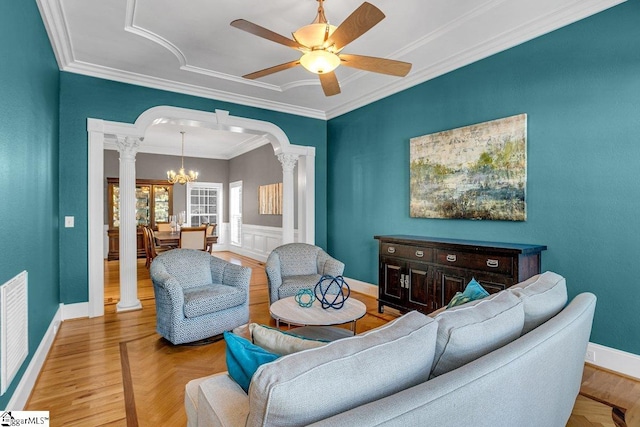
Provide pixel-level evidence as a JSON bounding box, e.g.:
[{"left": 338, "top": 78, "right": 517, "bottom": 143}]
[
  {"left": 246, "top": 311, "right": 438, "bottom": 426},
  {"left": 509, "top": 271, "right": 568, "bottom": 334},
  {"left": 431, "top": 291, "right": 524, "bottom": 377}
]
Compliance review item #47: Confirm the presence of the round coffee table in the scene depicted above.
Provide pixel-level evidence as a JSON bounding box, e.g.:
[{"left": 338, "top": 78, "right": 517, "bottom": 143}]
[{"left": 270, "top": 296, "right": 367, "bottom": 335}]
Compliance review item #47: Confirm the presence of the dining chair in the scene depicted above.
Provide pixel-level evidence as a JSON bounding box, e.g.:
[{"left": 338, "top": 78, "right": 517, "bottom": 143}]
[
  {"left": 143, "top": 226, "right": 170, "bottom": 268},
  {"left": 142, "top": 226, "right": 153, "bottom": 269},
  {"left": 157, "top": 223, "right": 172, "bottom": 232},
  {"left": 179, "top": 226, "right": 207, "bottom": 250},
  {"left": 205, "top": 223, "right": 217, "bottom": 253}
]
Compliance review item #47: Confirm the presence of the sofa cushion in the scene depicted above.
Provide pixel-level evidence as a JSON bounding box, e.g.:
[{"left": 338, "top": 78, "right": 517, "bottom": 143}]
[
  {"left": 509, "top": 271, "right": 568, "bottom": 334},
  {"left": 249, "top": 323, "right": 328, "bottom": 356},
  {"left": 431, "top": 291, "right": 524, "bottom": 377},
  {"left": 246, "top": 311, "right": 438, "bottom": 426},
  {"left": 183, "top": 284, "right": 246, "bottom": 318},
  {"left": 447, "top": 278, "right": 490, "bottom": 308},
  {"left": 224, "top": 331, "right": 278, "bottom": 393}
]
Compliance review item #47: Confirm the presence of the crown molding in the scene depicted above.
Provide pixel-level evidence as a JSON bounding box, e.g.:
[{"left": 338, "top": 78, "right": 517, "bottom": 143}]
[
  {"left": 61, "top": 60, "right": 328, "bottom": 120},
  {"left": 324, "top": 0, "right": 626, "bottom": 119},
  {"left": 39, "top": 0, "right": 625, "bottom": 121},
  {"left": 36, "top": 0, "right": 74, "bottom": 68}
]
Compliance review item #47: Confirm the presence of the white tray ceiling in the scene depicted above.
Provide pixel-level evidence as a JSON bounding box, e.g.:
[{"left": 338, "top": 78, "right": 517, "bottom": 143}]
[{"left": 38, "top": 0, "right": 624, "bottom": 121}]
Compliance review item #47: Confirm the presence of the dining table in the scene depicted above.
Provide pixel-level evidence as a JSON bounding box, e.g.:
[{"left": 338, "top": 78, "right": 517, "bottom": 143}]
[{"left": 154, "top": 230, "right": 218, "bottom": 253}]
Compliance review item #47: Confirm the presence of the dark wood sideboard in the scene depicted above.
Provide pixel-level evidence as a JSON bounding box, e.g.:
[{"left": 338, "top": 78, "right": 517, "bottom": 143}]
[{"left": 375, "top": 235, "right": 547, "bottom": 315}]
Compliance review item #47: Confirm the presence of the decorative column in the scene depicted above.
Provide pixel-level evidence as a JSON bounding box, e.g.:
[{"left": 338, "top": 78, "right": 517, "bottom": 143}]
[
  {"left": 277, "top": 152, "right": 299, "bottom": 244},
  {"left": 116, "top": 136, "right": 143, "bottom": 312}
]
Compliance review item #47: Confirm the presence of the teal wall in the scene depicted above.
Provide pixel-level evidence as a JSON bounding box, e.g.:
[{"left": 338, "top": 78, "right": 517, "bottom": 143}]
[
  {"left": 0, "top": 1, "right": 61, "bottom": 408},
  {"left": 59, "top": 73, "right": 327, "bottom": 302},
  {"left": 327, "top": 1, "right": 640, "bottom": 355}
]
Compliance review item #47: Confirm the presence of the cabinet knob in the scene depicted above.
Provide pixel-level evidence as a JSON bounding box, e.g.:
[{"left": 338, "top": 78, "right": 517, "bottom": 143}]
[
  {"left": 446, "top": 254, "right": 457, "bottom": 262},
  {"left": 415, "top": 250, "right": 424, "bottom": 258},
  {"left": 486, "top": 259, "right": 499, "bottom": 268},
  {"left": 387, "top": 246, "right": 396, "bottom": 254}
]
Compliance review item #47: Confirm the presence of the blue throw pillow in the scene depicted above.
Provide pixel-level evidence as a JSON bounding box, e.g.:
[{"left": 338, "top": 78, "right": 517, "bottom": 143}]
[
  {"left": 447, "top": 278, "right": 490, "bottom": 308},
  {"left": 224, "top": 331, "right": 279, "bottom": 393}
]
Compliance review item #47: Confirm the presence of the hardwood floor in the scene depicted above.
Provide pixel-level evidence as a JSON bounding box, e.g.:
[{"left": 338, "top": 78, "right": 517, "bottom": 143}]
[{"left": 25, "top": 253, "right": 639, "bottom": 426}]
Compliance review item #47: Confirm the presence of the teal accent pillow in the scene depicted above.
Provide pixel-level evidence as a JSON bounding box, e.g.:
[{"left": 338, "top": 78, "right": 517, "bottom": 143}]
[
  {"left": 224, "top": 331, "right": 279, "bottom": 393},
  {"left": 447, "top": 278, "right": 490, "bottom": 308}
]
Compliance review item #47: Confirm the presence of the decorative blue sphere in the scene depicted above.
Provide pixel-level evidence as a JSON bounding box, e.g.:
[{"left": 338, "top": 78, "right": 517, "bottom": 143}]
[
  {"left": 295, "top": 288, "right": 315, "bottom": 308},
  {"left": 314, "top": 275, "right": 350, "bottom": 309}
]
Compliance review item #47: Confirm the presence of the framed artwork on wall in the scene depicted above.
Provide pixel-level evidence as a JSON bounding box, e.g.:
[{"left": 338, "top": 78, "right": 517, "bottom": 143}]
[
  {"left": 410, "top": 113, "right": 527, "bottom": 221},
  {"left": 258, "top": 182, "right": 283, "bottom": 215}
]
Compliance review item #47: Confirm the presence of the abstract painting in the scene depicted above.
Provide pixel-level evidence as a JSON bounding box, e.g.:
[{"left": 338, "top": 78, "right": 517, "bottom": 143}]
[
  {"left": 410, "top": 114, "right": 527, "bottom": 221},
  {"left": 258, "top": 183, "right": 282, "bottom": 215}
]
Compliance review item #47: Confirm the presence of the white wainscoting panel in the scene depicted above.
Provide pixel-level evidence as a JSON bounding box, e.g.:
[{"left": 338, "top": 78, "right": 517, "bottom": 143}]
[{"left": 230, "top": 224, "right": 298, "bottom": 262}]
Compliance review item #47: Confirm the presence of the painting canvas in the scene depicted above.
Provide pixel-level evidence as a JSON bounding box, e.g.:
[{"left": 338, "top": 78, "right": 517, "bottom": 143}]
[
  {"left": 410, "top": 114, "right": 527, "bottom": 221},
  {"left": 259, "top": 183, "right": 283, "bottom": 215}
]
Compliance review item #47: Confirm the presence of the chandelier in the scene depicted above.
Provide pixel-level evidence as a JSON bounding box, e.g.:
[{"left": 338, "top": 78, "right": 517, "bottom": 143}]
[{"left": 167, "top": 131, "right": 198, "bottom": 185}]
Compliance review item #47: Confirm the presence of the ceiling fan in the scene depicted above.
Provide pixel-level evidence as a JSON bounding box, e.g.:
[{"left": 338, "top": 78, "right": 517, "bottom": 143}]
[{"left": 230, "top": 0, "right": 412, "bottom": 96}]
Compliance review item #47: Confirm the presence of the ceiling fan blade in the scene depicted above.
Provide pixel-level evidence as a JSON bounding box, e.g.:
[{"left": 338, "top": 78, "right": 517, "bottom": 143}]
[
  {"left": 339, "top": 54, "right": 412, "bottom": 77},
  {"left": 326, "top": 2, "right": 385, "bottom": 51},
  {"left": 319, "top": 72, "right": 341, "bottom": 96},
  {"left": 231, "top": 19, "right": 304, "bottom": 50},
  {"left": 243, "top": 60, "right": 301, "bottom": 80}
]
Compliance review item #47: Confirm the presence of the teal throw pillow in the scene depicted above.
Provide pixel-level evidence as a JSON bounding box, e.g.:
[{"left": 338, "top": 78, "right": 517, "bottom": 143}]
[
  {"left": 447, "top": 278, "right": 490, "bottom": 309},
  {"left": 224, "top": 331, "right": 279, "bottom": 393}
]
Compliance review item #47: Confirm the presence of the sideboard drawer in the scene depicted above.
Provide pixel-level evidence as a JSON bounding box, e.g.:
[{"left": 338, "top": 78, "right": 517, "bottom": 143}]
[
  {"left": 381, "top": 243, "right": 433, "bottom": 262},
  {"left": 435, "top": 250, "right": 513, "bottom": 275}
]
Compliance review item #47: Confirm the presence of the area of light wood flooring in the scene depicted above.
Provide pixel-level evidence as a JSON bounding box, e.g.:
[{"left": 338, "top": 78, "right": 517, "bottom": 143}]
[{"left": 25, "top": 252, "right": 640, "bottom": 426}]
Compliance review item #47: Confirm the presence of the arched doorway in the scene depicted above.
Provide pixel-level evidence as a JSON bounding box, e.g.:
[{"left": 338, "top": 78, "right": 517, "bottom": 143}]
[{"left": 87, "top": 106, "right": 316, "bottom": 317}]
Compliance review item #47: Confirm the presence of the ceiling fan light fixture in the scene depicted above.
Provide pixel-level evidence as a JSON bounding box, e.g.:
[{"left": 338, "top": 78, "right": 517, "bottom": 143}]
[
  {"left": 293, "top": 23, "right": 336, "bottom": 48},
  {"left": 300, "top": 50, "right": 340, "bottom": 74}
]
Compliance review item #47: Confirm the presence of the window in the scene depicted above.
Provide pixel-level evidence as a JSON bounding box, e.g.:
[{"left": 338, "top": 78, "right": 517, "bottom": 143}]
[
  {"left": 186, "top": 182, "right": 223, "bottom": 228},
  {"left": 230, "top": 181, "right": 242, "bottom": 246}
]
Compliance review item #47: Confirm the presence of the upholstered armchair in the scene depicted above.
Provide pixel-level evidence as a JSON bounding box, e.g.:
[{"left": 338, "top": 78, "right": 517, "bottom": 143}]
[
  {"left": 150, "top": 249, "right": 251, "bottom": 345},
  {"left": 265, "top": 243, "right": 345, "bottom": 305}
]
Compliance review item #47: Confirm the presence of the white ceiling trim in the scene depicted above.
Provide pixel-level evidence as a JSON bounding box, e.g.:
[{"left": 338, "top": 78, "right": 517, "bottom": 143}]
[
  {"left": 63, "top": 59, "right": 328, "bottom": 119},
  {"left": 38, "top": 0, "right": 625, "bottom": 121},
  {"left": 324, "top": 0, "right": 626, "bottom": 119},
  {"left": 36, "top": 0, "right": 74, "bottom": 67},
  {"left": 124, "top": 0, "right": 289, "bottom": 93},
  {"left": 103, "top": 135, "right": 269, "bottom": 160}
]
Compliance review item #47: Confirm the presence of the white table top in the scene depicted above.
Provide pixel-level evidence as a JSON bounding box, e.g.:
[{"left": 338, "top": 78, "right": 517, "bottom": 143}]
[{"left": 270, "top": 296, "right": 367, "bottom": 327}]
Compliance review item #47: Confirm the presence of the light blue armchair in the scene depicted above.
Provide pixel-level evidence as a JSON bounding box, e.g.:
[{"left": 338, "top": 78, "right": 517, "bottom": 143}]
[
  {"left": 265, "top": 243, "right": 345, "bottom": 305},
  {"left": 150, "top": 249, "right": 251, "bottom": 344}
]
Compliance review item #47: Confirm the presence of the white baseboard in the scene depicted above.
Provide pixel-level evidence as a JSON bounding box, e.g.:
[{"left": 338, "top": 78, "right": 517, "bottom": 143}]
[
  {"left": 586, "top": 342, "right": 640, "bottom": 379},
  {"left": 62, "top": 302, "right": 89, "bottom": 320},
  {"left": 6, "top": 305, "right": 63, "bottom": 410},
  {"left": 344, "top": 276, "right": 377, "bottom": 298},
  {"left": 230, "top": 245, "right": 269, "bottom": 263}
]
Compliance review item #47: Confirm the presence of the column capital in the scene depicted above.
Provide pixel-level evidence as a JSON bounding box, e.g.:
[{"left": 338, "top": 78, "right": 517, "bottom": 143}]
[
  {"left": 277, "top": 152, "right": 299, "bottom": 173},
  {"left": 116, "top": 136, "right": 142, "bottom": 161}
]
